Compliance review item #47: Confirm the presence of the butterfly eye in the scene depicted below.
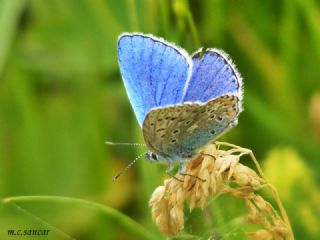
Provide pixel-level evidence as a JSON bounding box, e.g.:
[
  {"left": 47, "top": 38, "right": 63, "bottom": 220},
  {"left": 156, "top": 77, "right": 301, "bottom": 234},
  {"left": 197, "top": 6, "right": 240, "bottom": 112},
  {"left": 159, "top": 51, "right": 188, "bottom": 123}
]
[
  {"left": 146, "top": 152, "right": 159, "bottom": 162},
  {"left": 151, "top": 152, "right": 158, "bottom": 160}
]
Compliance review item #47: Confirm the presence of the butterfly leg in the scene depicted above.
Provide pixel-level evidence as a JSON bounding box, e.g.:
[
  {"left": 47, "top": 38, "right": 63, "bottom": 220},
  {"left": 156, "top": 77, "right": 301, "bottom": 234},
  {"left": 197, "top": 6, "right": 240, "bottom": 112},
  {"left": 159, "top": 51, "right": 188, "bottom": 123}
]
[
  {"left": 202, "top": 153, "right": 216, "bottom": 160},
  {"left": 165, "top": 162, "right": 183, "bottom": 182},
  {"left": 178, "top": 162, "right": 206, "bottom": 182},
  {"left": 178, "top": 162, "right": 186, "bottom": 172}
]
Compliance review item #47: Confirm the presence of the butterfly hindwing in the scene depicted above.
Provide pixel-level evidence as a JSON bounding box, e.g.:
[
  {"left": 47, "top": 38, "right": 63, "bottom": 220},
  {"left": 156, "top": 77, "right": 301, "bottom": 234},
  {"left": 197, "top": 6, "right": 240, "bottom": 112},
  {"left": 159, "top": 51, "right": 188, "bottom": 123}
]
[
  {"left": 118, "top": 33, "right": 192, "bottom": 126},
  {"left": 142, "top": 95, "right": 240, "bottom": 161},
  {"left": 183, "top": 49, "right": 242, "bottom": 104}
]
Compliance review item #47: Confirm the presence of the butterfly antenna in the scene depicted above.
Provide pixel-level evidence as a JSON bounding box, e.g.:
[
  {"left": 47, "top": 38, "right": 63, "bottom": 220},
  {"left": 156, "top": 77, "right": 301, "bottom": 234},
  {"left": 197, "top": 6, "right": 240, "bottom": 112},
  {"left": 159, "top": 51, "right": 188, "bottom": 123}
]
[
  {"left": 105, "top": 141, "right": 146, "bottom": 147},
  {"left": 112, "top": 152, "right": 147, "bottom": 181}
]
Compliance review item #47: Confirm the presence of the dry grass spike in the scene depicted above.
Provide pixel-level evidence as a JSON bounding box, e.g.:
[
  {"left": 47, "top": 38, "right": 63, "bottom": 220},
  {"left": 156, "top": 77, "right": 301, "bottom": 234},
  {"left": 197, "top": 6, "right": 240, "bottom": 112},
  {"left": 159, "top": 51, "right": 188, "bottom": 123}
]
[{"left": 149, "top": 142, "right": 294, "bottom": 239}]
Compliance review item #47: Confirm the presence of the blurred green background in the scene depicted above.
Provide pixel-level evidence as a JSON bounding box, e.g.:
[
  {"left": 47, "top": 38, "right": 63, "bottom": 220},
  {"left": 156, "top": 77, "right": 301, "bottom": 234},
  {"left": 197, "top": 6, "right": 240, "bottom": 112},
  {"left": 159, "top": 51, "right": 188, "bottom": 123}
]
[{"left": 0, "top": 0, "right": 320, "bottom": 239}]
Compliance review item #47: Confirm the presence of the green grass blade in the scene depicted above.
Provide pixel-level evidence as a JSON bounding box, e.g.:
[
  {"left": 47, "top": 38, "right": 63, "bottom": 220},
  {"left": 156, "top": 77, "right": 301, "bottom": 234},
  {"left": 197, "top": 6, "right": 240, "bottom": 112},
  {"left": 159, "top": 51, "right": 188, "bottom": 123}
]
[
  {"left": 1, "top": 195, "right": 155, "bottom": 240},
  {"left": 0, "top": 0, "right": 26, "bottom": 75}
]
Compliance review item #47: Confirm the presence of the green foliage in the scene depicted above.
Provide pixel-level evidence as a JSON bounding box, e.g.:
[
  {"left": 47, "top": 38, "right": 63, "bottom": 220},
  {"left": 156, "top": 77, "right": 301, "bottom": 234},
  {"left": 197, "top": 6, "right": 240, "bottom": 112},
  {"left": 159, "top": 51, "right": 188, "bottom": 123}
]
[{"left": 0, "top": 0, "right": 319, "bottom": 239}]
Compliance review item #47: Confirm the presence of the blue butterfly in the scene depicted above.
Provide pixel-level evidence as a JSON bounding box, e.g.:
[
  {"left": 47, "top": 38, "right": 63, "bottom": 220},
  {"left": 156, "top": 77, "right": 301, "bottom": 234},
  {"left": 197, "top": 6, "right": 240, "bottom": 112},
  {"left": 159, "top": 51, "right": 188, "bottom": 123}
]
[{"left": 118, "top": 33, "right": 243, "bottom": 170}]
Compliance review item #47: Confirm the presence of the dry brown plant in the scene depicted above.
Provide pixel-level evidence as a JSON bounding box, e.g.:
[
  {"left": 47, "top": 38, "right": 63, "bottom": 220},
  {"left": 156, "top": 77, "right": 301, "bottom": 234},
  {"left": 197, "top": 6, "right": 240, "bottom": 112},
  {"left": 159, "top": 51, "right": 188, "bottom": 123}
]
[{"left": 149, "top": 142, "right": 294, "bottom": 239}]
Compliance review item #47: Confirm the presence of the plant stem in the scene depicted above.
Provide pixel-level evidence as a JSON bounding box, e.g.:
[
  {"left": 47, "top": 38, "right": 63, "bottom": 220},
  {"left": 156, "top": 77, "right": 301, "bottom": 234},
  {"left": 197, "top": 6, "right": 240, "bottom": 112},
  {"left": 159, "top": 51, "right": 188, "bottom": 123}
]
[
  {"left": 185, "top": 3, "right": 201, "bottom": 48},
  {"left": 126, "top": 0, "right": 139, "bottom": 31},
  {"left": 0, "top": 0, "right": 26, "bottom": 76}
]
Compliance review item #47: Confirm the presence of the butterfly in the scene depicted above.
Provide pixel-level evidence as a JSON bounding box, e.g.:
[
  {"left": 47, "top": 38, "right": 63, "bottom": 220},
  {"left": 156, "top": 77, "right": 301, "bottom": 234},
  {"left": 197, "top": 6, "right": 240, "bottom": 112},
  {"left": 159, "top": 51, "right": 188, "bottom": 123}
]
[{"left": 118, "top": 33, "right": 243, "bottom": 171}]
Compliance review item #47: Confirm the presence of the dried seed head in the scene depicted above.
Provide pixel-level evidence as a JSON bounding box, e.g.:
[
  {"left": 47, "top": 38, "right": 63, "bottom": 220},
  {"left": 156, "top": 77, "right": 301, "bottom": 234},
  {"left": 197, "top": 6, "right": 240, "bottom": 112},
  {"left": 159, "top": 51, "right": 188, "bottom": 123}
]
[
  {"left": 248, "top": 229, "right": 273, "bottom": 240},
  {"left": 149, "top": 143, "right": 292, "bottom": 239},
  {"left": 149, "top": 184, "right": 184, "bottom": 236}
]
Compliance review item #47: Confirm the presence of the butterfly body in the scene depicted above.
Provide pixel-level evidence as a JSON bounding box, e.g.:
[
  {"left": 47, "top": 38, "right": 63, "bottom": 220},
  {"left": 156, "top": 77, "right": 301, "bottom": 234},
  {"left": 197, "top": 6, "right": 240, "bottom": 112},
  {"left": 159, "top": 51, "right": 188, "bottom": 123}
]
[{"left": 118, "top": 33, "right": 243, "bottom": 168}]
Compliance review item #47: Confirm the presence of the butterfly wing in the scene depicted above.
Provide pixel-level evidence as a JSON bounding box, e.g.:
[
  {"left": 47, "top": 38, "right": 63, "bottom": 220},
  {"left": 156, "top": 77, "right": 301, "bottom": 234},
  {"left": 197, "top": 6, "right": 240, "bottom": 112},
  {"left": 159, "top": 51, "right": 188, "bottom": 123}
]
[
  {"left": 183, "top": 49, "right": 242, "bottom": 105},
  {"left": 118, "top": 33, "right": 192, "bottom": 126},
  {"left": 142, "top": 95, "right": 239, "bottom": 161}
]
